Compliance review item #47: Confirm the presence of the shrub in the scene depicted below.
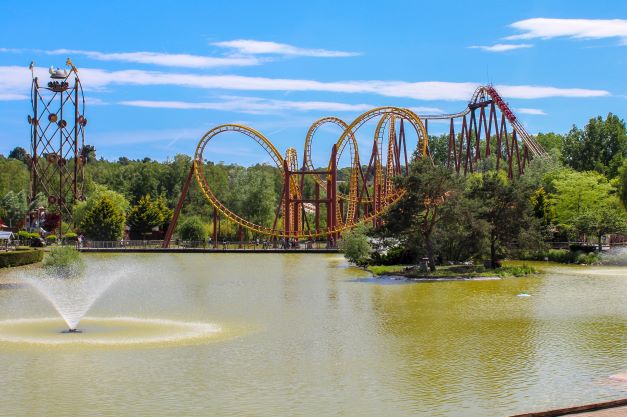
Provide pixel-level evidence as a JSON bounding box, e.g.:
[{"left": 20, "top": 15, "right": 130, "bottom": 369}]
[
  {"left": 42, "top": 246, "right": 85, "bottom": 277},
  {"left": 16, "top": 230, "right": 30, "bottom": 241},
  {"left": 177, "top": 216, "right": 208, "bottom": 246},
  {"left": 0, "top": 249, "right": 43, "bottom": 268},
  {"left": 63, "top": 232, "right": 78, "bottom": 242},
  {"left": 338, "top": 225, "right": 371, "bottom": 266}
]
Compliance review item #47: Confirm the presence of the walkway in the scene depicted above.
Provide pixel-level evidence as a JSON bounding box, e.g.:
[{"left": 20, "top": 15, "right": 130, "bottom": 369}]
[{"left": 510, "top": 399, "right": 627, "bottom": 417}]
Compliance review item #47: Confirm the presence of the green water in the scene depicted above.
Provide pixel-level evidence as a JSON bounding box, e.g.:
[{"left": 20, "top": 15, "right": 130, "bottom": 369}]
[{"left": 0, "top": 254, "right": 625, "bottom": 416}]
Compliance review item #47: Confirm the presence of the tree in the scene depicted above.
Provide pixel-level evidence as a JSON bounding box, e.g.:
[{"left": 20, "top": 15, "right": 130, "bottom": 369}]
[
  {"left": 80, "top": 195, "right": 126, "bottom": 241},
  {"left": 380, "top": 159, "right": 463, "bottom": 270},
  {"left": 572, "top": 208, "right": 627, "bottom": 250},
  {"left": 338, "top": 225, "right": 371, "bottom": 266},
  {"left": 619, "top": 160, "right": 627, "bottom": 208},
  {"left": 73, "top": 184, "right": 129, "bottom": 227},
  {"left": 1, "top": 190, "right": 28, "bottom": 228},
  {"left": 0, "top": 158, "right": 29, "bottom": 196},
  {"left": 562, "top": 114, "right": 626, "bottom": 178},
  {"left": 153, "top": 194, "right": 173, "bottom": 230},
  {"left": 177, "top": 216, "right": 208, "bottom": 245},
  {"left": 127, "top": 195, "right": 163, "bottom": 238},
  {"left": 8, "top": 147, "right": 30, "bottom": 164},
  {"left": 466, "top": 171, "right": 541, "bottom": 268},
  {"left": 550, "top": 170, "right": 617, "bottom": 225},
  {"left": 80, "top": 145, "right": 96, "bottom": 163}
]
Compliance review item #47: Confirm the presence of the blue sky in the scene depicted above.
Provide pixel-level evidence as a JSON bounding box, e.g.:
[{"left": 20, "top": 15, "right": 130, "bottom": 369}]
[{"left": 0, "top": 0, "right": 625, "bottom": 165}]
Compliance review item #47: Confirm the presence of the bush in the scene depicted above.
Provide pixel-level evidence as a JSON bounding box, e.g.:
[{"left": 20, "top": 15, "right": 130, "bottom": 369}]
[
  {"left": 520, "top": 248, "right": 600, "bottom": 264},
  {"left": 45, "top": 234, "right": 57, "bottom": 244},
  {"left": 0, "top": 249, "right": 43, "bottom": 268},
  {"left": 42, "top": 246, "right": 85, "bottom": 277},
  {"left": 177, "top": 216, "right": 208, "bottom": 246},
  {"left": 338, "top": 225, "right": 371, "bottom": 266},
  {"left": 16, "top": 230, "right": 30, "bottom": 240},
  {"left": 63, "top": 232, "right": 78, "bottom": 242},
  {"left": 369, "top": 245, "right": 413, "bottom": 265}
]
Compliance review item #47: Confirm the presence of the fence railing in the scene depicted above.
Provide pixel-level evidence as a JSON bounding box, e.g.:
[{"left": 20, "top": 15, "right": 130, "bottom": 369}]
[{"left": 81, "top": 239, "right": 336, "bottom": 250}]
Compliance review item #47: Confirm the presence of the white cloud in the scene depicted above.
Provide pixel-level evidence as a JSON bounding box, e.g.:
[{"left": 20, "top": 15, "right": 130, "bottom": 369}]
[
  {"left": 212, "top": 39, "right": 360, "bottom": 57},
  {"left": 469, "top": 43, "right": 533, "bottom": 52},
  {"left": 515, "top": 108, "right": 547, "bottom": 115},
  {"left": 41, "top": 49, "right": 261, "bottom": 68},
  {"left": 0, "top": 93, "right": 28, "bottom": 101},
  {"left": 506, "top": 18, "right": 627, "bottom": 44},
  {"left": 119, "top": 96, "right": 375, "bottom": 114},
  {"left": 0, "top": 65, "right": 611, "bottom": 102}
]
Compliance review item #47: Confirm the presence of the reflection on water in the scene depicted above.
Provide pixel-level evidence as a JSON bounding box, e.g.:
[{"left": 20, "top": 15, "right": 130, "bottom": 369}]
[{"left": 0, "top": 255, "right": 625, "bottom": 417}]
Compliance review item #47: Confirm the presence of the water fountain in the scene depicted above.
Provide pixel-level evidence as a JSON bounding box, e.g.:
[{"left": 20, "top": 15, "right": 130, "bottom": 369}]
[
  {"left": 22, "top": 258, "right": 128, "bottom": 333},
  {"left": 0, "top": 254, "right": 229, "bottom": 348}
]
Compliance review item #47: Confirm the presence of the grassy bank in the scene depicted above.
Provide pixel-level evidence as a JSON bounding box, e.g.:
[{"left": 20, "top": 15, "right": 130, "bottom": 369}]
[
  {"left": 368, "top": 262, "right": 538, "bottom": 279},
  {"left": 0, "top": 249, "right": 44, "bottom": 268}
]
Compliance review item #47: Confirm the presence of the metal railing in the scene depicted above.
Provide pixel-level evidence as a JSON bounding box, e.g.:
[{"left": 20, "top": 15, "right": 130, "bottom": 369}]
[{"left": 81, "top": 239, "right": 336, "bottom": 250}]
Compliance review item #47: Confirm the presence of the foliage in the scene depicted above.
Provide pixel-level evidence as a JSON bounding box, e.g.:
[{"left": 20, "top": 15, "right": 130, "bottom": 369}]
[
  {"left": 79, "top": 195, "right": 126, "bottom": 241},
  {"left": 368, "top": 245, "right": 413, "bottom": 266},
  {"left": 73, "top": 184, "right": 130, "bottom": 227},
  {"left": 127, "top": 195, "right": 163, "bottom": 238},
  {"left": 0, "top": 157, "right": 29, "bottom": 198},
  {"left": 572, "top": 208, "right": 627, "bottom": 250},
  {"left": 0, "top": 190, "right": 28, "bottom": 228},
  {"left": 338, "top": 225, "right": 371, "bottom": 266},
  {"left": 379, "top": 159, "right": 463, "bottom": 270},
  {"left": 0, "top": 249, "right": 43, "bottom": 268},
  {"left": 619, "top": 160, "right": 627, "bottom": 208},
  {"left": 562, "top": 113, "right": 626, "bottom": 178},
  {"left": 177, "top": 216, "right": 208, "bottom": 245},
  {"left": 42, "top": 246, "right": 85, "bottom": 277},
  {"left": 8, "top": 147, "right": 30, "bottom": 164},
  {"left": 520, "top": 248, "right": 601, "bottom": 264},
  {"left": 466, "top": 171, "right": 543, "bottom": 268},
  {"left": 63, "top": 232, "right": 78, "bottom": 242}
]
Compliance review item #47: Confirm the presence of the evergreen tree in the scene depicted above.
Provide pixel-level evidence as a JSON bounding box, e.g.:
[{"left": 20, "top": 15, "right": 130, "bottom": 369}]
[
  {"left": 80, "top": 195, "right": 125, "bottom": 241},
  {"left": 127, "top": 195, "right": 163, "bottom": 238}
]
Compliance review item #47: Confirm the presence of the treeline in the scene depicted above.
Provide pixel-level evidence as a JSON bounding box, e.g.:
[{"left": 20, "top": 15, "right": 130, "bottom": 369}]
[
  {"left": 1, "top": 113, "right": 625, "bottom": 246},
  {"left": 342, "top": 113, "right": 627, "bottom": 268}
]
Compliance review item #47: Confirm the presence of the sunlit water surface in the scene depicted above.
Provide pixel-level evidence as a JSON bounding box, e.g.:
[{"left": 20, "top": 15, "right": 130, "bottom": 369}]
[{"left": 0, "top": 254, "right": 625, "bottom": 417}]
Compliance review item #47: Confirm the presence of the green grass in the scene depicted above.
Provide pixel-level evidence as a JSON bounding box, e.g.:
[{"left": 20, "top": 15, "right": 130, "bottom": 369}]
[{"left": 367, "top": 263, "right": 538, "bottom": 279}]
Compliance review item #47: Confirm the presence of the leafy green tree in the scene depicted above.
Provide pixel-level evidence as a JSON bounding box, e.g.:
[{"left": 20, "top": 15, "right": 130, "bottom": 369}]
[
  {"left": 8, "top": 147, "right": 30, "bottom": 164},
  {"left": 619, "top": 160, "right": 627, "bottom": 208},
  {"left": 1, "top": 190, "right": 28, "bottom": 228},
  {"left": 380, "top": 159, "right": 463, "bottom": 270},
  {"left": 153, "top": 194, "right": 173, "bottom": 230},
  {"left": 550, "top": 170, "right": 617, "bottom": 225},
  {"left": 0, "top": 157, "right": 29, "bottom": 196},
  {"left": 177, "top": 216, "right": 208, "bottom": 245},
  {"left": 127, "top": 195, "right": 163, "bottom": 238},
  {"left": 535, "top": 132, "right": 565, "bottom": 155},
  {"left": 338, "top": 225, "right": 371, "bottom": 266},
  {"left": 80, "top": 195, "right": 126, "bottom": 241},
  {"left": 466, "top": 171, "right": 542, "bottom": 268},
  {"left": 73, "top": 184, "right": 129, "bottom": 227},
  {"left": 572, "top": 208, "right": 627, "bottom": 250},
  {"left": 530, "top": 187, "right": 555, "bottom": 229},
  {"left": 562, "top": 113, "right": 626, "bottom": 178}
]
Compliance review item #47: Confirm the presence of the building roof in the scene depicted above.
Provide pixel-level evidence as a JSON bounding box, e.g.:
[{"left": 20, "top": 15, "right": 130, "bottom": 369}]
[{"left": 0, "top": 231, "right": 14, "bottom": 240}]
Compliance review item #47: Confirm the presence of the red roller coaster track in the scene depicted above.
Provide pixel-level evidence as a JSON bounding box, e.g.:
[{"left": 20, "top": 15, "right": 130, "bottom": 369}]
[{"left": 162, "top": 85, "right": 546, "bottom": 247}]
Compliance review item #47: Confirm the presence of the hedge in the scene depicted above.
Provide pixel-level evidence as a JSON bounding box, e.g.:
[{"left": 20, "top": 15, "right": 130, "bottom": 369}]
[{"left": 0, "top": 249, "right": 44, "bottom": 268}]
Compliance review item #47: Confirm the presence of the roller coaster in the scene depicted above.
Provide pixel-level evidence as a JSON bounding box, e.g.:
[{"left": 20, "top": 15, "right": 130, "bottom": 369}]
[{"left": 162, "top": 85, "right": 546, "bottom": 247}]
